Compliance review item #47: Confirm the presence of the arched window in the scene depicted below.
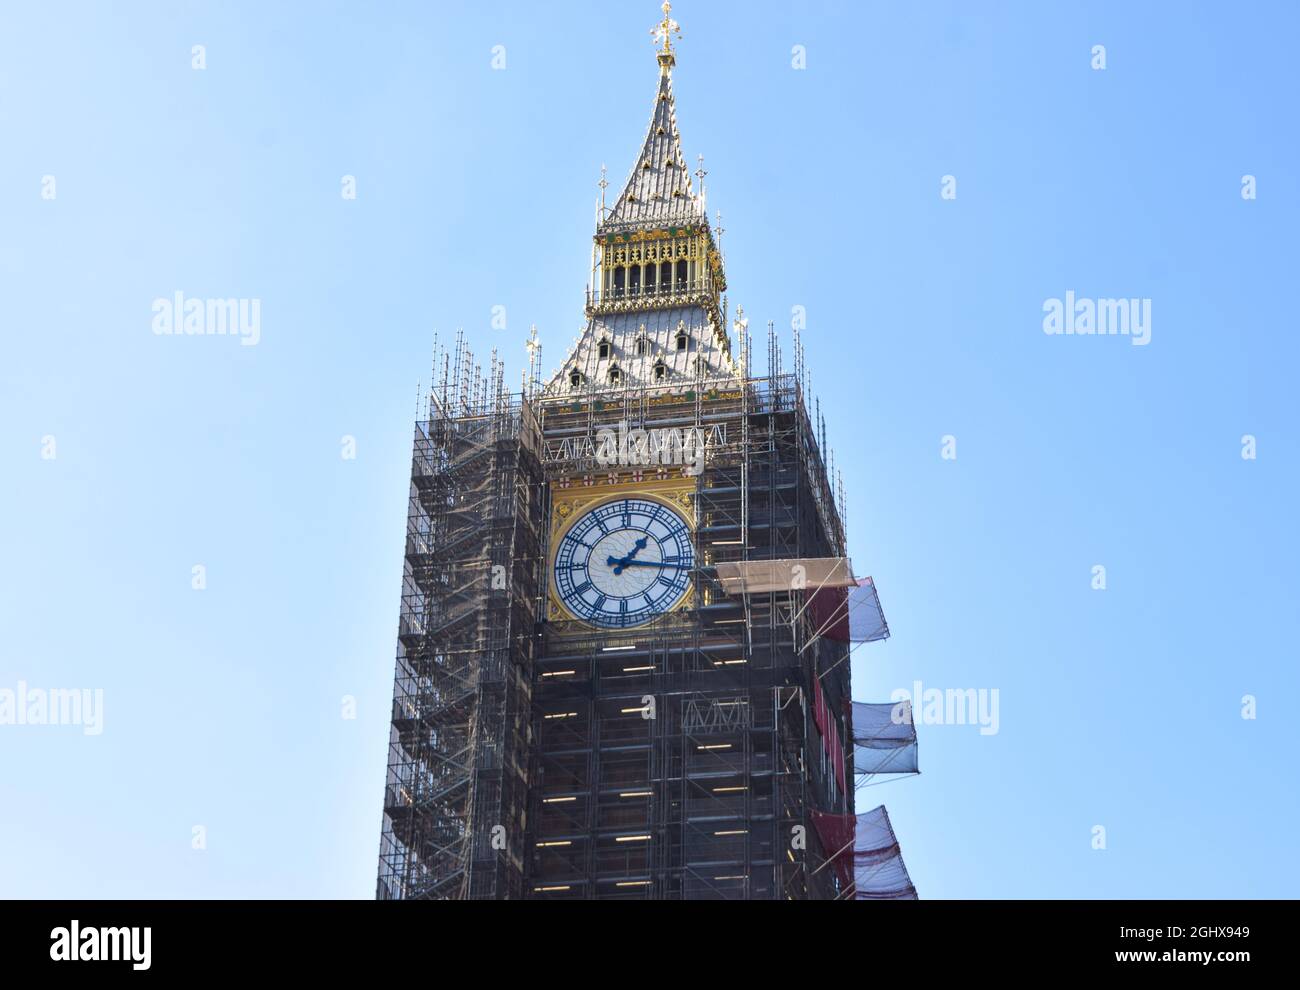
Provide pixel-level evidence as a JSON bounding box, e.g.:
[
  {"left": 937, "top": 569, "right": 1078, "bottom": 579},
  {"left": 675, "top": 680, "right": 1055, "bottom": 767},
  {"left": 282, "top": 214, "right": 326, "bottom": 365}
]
[
  {"left": 635, "top": 336, "right": 648, "bottom": 356},
  {"left": 608, "top": 365, "right": 622, "bottom": 385},
  {"left": 654, "top": 360, "right": 667, "bottom": 381},
  {"left": 569, "top": 369, "right": 583, "bottom": 389}
]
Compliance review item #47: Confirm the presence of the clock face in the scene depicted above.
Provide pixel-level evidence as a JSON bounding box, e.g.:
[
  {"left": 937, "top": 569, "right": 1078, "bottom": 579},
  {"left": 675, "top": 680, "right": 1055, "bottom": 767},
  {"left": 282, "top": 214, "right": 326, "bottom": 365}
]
[{"left": 553, "top": 496, "right": 694, "bottom": 629}]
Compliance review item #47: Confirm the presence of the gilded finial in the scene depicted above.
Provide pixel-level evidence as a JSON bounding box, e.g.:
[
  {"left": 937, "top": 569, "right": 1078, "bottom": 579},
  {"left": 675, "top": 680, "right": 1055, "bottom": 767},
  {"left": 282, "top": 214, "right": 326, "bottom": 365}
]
[{"left": 651, "top": 1, "right": 682, "bottom": 71}]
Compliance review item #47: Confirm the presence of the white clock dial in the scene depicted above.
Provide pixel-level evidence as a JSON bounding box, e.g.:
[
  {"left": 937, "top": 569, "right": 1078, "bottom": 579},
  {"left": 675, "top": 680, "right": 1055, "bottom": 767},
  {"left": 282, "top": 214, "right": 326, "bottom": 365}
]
[{"left": 552, "top": 497, "right": 694, "bottom": 629}]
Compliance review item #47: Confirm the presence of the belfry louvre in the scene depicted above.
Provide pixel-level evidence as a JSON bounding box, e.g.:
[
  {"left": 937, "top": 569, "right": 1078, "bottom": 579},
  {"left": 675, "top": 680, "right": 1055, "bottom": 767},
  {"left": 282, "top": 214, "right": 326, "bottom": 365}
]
[{"left": 376, "top": 3, "right": 915, "bottom": 901}]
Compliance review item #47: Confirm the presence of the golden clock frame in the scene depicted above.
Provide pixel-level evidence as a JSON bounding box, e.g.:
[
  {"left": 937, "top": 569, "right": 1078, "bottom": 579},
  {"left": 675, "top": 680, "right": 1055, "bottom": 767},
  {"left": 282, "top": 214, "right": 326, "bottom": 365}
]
[{"left": 546, "top": 472, "right": 698, "bottom": 628}]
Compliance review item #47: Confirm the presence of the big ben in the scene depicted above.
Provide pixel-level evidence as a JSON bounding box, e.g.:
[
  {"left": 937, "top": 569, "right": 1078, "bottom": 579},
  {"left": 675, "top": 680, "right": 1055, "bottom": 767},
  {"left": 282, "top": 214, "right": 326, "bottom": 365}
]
[{"left": 376, "top": 2, "right": 908, "bottom": 901}]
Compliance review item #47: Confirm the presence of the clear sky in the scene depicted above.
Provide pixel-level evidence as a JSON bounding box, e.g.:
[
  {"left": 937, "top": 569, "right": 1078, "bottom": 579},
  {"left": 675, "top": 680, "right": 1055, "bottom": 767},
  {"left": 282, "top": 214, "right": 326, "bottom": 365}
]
[{"left": 2, "top": 1, "right": 1297, "bottom": 899}]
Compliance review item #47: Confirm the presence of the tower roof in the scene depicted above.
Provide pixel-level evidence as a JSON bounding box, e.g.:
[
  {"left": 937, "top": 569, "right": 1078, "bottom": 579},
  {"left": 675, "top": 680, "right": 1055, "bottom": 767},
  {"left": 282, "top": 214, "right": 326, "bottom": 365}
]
[
  {"left": 544, "top": 305, "right": 737, "bottom": 399},
  {"left": 600, "top": 68, "right": 706, "bottom": 234}
]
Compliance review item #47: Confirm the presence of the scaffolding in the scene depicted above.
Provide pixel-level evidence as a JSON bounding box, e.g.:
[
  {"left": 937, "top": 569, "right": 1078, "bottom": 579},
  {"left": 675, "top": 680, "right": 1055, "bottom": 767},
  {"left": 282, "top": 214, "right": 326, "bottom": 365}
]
[
  {"left": 377, "top": 332, "right": 545, "bottom": 900},
  {"left": 378, "top": 324, "right": 861, "bottom": 899},
  {"left": 526, "top": 322, "right": 855, "bottom": 900}
]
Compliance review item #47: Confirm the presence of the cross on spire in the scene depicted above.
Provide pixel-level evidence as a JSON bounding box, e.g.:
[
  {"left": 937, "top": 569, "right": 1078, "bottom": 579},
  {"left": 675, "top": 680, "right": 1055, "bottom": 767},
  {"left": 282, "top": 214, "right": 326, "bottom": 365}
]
[{"left": 651, "top": 1, "right": 682, "bottom": 70}]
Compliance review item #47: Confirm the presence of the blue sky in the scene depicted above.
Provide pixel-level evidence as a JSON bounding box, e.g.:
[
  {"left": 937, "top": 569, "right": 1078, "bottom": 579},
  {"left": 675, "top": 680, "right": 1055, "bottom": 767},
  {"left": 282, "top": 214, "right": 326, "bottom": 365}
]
[{"left": 2, "top": 0, "right": 1297, "bottom": 898}]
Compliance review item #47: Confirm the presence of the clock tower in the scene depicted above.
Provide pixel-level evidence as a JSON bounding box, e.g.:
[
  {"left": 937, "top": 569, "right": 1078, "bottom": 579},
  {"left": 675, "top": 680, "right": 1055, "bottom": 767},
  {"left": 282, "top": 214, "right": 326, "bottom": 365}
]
[{"left": 378, "top": 2, "right": 865, "bottom": 900}]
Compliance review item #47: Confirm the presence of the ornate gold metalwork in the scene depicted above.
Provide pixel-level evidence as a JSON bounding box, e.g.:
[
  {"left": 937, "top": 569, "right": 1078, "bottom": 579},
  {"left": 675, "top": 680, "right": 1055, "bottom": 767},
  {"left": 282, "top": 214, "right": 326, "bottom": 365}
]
[{"left": 652, "top": 1, "right": 681, "bottom": 70}]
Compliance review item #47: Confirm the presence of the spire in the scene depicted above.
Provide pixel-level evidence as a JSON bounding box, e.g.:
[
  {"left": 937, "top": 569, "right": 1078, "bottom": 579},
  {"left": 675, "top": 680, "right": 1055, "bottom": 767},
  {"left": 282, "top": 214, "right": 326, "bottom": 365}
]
[
  {"left": 544, "top": 2, "right": 732, "bottom": 400},
  {"left": 603, "top": 4, "right": 702, "bottom": 233}
]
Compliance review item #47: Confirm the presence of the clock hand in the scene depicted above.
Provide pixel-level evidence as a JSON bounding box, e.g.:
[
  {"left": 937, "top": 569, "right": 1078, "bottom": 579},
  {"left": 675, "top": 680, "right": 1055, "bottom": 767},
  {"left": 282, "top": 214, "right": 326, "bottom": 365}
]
[
  {"left": 610, "top": 559, "right": 690, "bottom": 572},
  {"left": 607, "top": 537, "right": 652, "bottom": 575},
  {"left": 606, "top": 554, "right": 638, "bottom": 575}
]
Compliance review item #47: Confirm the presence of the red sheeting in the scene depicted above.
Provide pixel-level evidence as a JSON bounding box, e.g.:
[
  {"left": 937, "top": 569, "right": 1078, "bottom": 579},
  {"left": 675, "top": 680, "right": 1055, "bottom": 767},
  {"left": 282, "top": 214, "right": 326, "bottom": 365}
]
[
  {"left": 812, "top": 678, "right": 846, "bottom": 791},
  {"left": 809, "top": 585, "right": 851, "bottom": 641}
]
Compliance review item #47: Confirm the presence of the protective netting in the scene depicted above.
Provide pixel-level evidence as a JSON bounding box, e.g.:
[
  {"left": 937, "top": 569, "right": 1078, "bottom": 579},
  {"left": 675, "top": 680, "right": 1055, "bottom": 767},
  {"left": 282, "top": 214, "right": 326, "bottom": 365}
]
[
  {"left": 809, "top": 577, "right": 889, "bottom": 643},
  {"left": 811, "top": 805, "right": 917, "bottom": 900},
  {"left": 851, "top": 700, "right": 919, "bottom": 776}
]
